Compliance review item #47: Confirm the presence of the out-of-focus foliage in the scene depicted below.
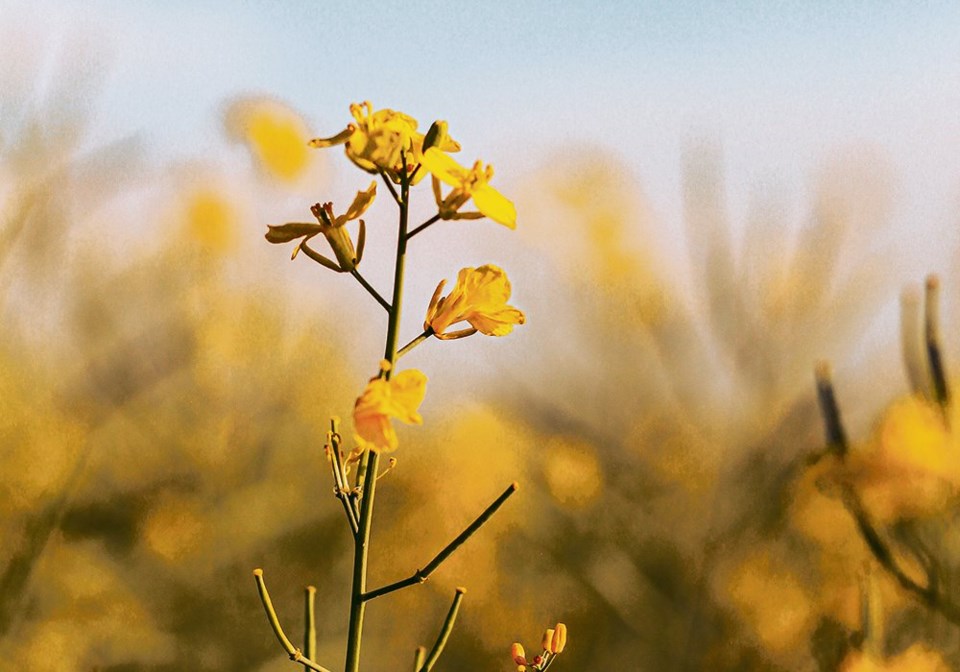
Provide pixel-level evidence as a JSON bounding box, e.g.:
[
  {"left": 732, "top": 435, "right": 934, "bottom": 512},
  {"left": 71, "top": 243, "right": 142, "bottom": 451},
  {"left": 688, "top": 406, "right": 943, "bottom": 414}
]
[{"left": 3, "top": 37, "right": 959, "bottom": 672}]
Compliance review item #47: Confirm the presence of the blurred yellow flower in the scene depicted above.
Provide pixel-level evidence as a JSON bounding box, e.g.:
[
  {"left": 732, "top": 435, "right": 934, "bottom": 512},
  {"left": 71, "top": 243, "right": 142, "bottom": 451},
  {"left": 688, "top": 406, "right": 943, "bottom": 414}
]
[
  {"left": 421, "top": 147, "right": 516, "bottom": 228},
  {"left": 224, "top": 97, "right": 312, "bottom": 182},
  {"left": 847, "top": 395, "right": 960, "bottom": 522},
  {"left": 185, "top": 188, "right": 236, "bottom": 251},
  {"left": 424, "top": 265, "right": 525, "bottom": 339},
  {"left": 353, "top": 369, "right": 427, "bottom": 452},
  {"left": 311, "top": 101, "right": 420, "bottom": 177},
  {"left": 839, "top": 644, "right": 950, "bottom": 671}
]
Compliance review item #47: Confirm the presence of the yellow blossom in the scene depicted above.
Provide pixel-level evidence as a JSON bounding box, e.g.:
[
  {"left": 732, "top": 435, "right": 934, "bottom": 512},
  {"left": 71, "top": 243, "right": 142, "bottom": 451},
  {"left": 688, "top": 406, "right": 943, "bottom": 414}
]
[
  {"left": 847, "top": 395, "right": 960, "bottom": 523},
  {"left": 839, "top": 644, "right": 950, "bottom": 671},
  {"left": 310, "top": 101, "right": 417, "bottom": 177},
  {"left": 424, "top": 265, "right": 525, "bottom": 339},
  {"left": 353, "top": 369, "right": 427, "bottom": 452},
  {"left": 224, "top": 97, "right": 312, "bottom": 182},
  {"left": 420, "top": 147, "right": 516, "bottom": 228},
  {"left": 264, "top": 181, "right": 376, "bottom": 271}
]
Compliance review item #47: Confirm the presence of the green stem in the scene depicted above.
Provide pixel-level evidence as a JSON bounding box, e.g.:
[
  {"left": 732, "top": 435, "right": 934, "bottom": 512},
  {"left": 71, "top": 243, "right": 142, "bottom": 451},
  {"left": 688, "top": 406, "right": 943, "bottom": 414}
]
[
  {"left": 406, "top": 214, "right": 442, "bottom": 241},
  {"left": 413, "top": 647, "right": 426, "bottom": 671},
  {"left": 253, "top": 570, "right": 333, "bottom": 672},
  {"left": 417, "top": 588, "right": 466, "bottom": 672},
  {"left": 344, "top": 158, "right": 412, "bottom": 672},
  {"left": 397, "top": 329, "right": 433, "bottom": 359},
  {"left": 362, "top": 482, "right": 518, "bottom": 601},
  {"left": 351, "top": 269, "right": 391, "bottom": 312},
  {"left": 304, "top": 586, "right": 317, "bottom": 670}
]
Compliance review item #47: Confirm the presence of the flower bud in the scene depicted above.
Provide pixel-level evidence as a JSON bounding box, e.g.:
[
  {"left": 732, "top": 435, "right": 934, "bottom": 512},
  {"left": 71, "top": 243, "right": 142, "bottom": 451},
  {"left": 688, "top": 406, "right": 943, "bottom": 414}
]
[
  {"left": 541, "top": 629, "right": 554, "bottom": 651},
  {"left": 551, "top": 623, "right": 567, "bottom": 653},
  {"left": 510, "top": 642, "right": 526, "bottom": 665}
]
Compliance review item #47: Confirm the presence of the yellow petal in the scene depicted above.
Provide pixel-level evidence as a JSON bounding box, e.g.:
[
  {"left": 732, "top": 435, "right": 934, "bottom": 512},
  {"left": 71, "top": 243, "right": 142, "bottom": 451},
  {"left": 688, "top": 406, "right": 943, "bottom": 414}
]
[
  {"left": 421, "top": 147, "right": 467, "bottom": 188},
  {"left": 469, "top": 308, "right": 526, "bottom": 336},
  {"left": 309, "top": 126, "right": 354, "bottom": 148},
  {"left": 342, "top": 181, "right": 378, "bottom": 222},
  {"left": 472, "top": 183, "right": 517, "bottom": 228},
  {"left": 387, "top": 370, "right": 428, "bottom": 425}
]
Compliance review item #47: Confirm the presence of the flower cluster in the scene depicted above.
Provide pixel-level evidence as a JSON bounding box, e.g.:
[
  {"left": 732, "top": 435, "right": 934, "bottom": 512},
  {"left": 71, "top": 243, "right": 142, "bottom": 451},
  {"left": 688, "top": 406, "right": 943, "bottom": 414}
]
[{"left": 510, "top": 623, "right": 567, "bottom": 671}]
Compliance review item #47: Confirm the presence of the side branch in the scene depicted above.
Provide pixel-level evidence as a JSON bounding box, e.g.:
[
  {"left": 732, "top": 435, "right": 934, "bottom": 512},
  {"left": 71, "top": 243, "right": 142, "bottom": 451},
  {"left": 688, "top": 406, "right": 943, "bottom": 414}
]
[
  {"left": 417, "top": 588, "right": 465, "bottom": 672},
  {"left": 351, "top": 269, "right": 391, "bottom": 312},
  {"left": 253, "top": 569, "right": 334, "bottom": 672},
  {"left": 362, "top": 482, "right": 518, "bottom": 602},
  {"left": 407, "top": 214, "right": 442, "bottom": 241},
  {"left": 379, "top": 171, "right": 401, "bottom": 205}
]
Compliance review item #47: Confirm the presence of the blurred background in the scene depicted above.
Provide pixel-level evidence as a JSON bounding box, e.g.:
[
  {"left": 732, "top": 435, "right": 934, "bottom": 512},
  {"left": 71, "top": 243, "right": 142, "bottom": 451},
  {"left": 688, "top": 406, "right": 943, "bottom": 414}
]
[{"left": 3, "top": 1, "right": 960, "bottom": 671}]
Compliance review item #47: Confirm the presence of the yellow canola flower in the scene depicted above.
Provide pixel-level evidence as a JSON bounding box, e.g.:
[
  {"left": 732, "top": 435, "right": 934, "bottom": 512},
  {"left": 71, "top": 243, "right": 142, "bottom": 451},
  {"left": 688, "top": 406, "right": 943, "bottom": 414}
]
[
  {"left": 424, "top": 265, "right": 525, "bottom": 339},
  {"left": 353, "top": 369, "right": 427, "bottom": 453},
  {"left": 839, "top": 644, "right": 950, "bottom": 671},
  {"left": 264, "top": 181, "right": 376, "bottom": 271},
  {"left": 310, "top": 101, "right": 417, "bottom": 174},
  {"left": 224, "top": 97, "right": 312, "bottom": 182},
  {"left": 421, "top": 147, "right": 517, "bottom": 228},
  {"left": 847, "top": 395, "right": 960, "bottom": 523}
]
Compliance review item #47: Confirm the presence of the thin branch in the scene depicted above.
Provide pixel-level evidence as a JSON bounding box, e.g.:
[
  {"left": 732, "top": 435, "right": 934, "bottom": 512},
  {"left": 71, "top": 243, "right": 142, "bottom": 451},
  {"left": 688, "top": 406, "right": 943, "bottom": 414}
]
[
  {"left": 304, "top": 586, "right": 317, "bottom": 670},
  {"left": 814, "top": 362, "right": 848, "bottom": 456},
  {"left": 362, "top": 482, "right": 518, "bottom": 601},
  {"left": 351, "top": 269, "right": 391, "bottom": 312},
  {"left": 417, "top": 588, "right": 465, "bottom": 672},
  {"left": 407, "top": 214, "right": 442, "bottom": 241},
  {"left": 253, "top": 569, "right": 334, "bottom": 672},
  {"left": 925, "top": 275, "right": 950, "bottom": 407},
  {"left": 327, "top": 425, "right": 359, "bottom": 537},
  {"left": 413, "top": 646, "right": 426, "bottom": 672},
  {"left": 379, "top": 171, "right": 401, "bottom": 206},
  {"left": 397, "top": 329, "right": 433, "bottom": 359}
]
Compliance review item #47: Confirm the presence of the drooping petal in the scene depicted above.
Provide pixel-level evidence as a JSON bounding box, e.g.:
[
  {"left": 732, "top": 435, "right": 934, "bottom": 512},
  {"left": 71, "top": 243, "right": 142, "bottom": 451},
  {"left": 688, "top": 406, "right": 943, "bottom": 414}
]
[
  {"left": 469, "top": 307, "right": 526, "bottom": 336},
  {"left": 386, "top": 370, "right": 428, "bottom": 425},
  {"left": 421, "top": 147, "right": 468, "bottom": 188},
  {"left": 341, "top": 181, "right": 378, "bottom": 223},
  {"left": 309, "top": 126, "right": 354, "bottom": 148},
  {"left": 265, "top": 222, "right": 323, "bottom": 243},
  {"left": 471, "top": 183, "right": 517, "bottom": 228}
]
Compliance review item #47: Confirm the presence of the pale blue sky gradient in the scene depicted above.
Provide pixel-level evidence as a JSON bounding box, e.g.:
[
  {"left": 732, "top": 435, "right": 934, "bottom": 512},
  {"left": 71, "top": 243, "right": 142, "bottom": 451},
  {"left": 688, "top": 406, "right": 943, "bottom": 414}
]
[{"left": 6, "top": 1, "right": 960, "bottom": 277}]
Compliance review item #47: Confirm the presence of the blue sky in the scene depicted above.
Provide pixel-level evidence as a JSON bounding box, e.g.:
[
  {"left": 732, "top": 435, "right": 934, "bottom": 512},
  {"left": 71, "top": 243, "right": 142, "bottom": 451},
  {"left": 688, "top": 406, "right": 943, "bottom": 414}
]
[{"left": 6, "top": 1, "right": 960, "bottom": 274}]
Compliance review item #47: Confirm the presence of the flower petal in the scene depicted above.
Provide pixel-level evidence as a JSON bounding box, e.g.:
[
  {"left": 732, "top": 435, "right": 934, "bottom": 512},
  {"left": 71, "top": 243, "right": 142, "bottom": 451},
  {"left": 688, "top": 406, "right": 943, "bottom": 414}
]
[
  {"left": 265, "top": 222, "right": 323, "bottom": 243},
  {"left": 421, "top": 147, "right": 467, "bottom": 188},
  {"left": 388, "top": 370, "right": 428, "bottom": 425},
  {"left": 471, "top": 183, "right": 517, "bottom": 228}
]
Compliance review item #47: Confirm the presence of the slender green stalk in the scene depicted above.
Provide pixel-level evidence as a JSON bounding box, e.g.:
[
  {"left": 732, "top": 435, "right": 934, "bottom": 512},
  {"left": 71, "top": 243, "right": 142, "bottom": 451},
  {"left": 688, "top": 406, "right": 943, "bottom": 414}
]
[
  {"left": 253, "top": 570, "right": 333, "bottom": 672},
  {"left": 304, "top": 586, "right": 317, "bottom": 670},
  {"left": 362, "top": 482, "right": 518, "bottom": 601},
  {"left": 814, "top": 362, "right": 848, "bottom": 456},
  {"left": 417, "top": 588, "right": 466, "bottom": 672},
  {"left": 413, "top": 646, "right": 426, "bottom": 671},
  {"left": 925, "top": 275, "right": 950, "bottom": 408},
  {"left": 406, "top": 214, "right": 442, "bottom": 240},
  {"left": 345, "top": 161, "right": 412, "bottom": 672},
  {"left": 397, "top": 329, "right": 433, "bottom": 359},
  {"left": 351, "top": 269, "right": 391, "bottom": 312}
]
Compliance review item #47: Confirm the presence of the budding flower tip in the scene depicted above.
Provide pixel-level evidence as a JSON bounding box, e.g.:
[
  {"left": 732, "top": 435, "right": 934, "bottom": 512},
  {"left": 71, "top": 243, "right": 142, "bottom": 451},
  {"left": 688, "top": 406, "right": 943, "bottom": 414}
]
[
  {"left": 253, "top": 568, "right": 263, "bottom": 577},
  {"left": 814, "top": 360, "right": 832, "bottom": 383},
  {"left": 455, "top": 586, "right": 467, "bottom": 595}
]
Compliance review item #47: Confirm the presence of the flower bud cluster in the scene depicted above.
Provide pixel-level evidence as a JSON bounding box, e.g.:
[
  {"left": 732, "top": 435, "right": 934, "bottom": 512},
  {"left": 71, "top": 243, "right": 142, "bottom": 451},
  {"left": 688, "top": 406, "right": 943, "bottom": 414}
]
[{"left": 510, "top": 623, "right": 567, "bottom": 671}]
